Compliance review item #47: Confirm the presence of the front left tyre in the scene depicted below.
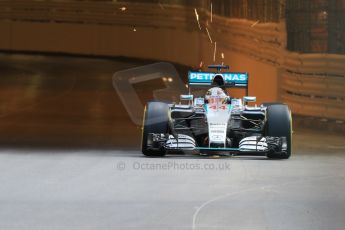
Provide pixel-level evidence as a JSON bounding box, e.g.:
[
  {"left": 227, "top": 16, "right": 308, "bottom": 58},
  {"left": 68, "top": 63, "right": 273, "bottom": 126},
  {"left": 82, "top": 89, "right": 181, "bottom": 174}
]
[{"left": 141, "top": 102, "right": 169, "bottom": 157}]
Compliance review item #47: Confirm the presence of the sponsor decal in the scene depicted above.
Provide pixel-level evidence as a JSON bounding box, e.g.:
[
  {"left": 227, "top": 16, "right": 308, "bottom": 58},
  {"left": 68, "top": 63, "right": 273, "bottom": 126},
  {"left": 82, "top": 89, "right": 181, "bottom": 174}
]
[
  {"left": 189, "top": 72, "right": 248, "bottom": 83},
  {"left": 209, "top": 123, "right": 226, "bottom": 126},
  {"left": 210, "top": 130, "right": 224, "bottom": 134},
  {"left": 211, "top": 135, "right": 223, "bottom": 140}
]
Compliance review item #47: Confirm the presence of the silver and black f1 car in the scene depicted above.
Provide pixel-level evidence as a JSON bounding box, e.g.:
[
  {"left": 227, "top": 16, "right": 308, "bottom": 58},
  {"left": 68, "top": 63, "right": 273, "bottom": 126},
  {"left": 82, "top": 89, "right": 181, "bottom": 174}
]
[{"left": 141, "top": 65, "right": 292, "bottom": 159}]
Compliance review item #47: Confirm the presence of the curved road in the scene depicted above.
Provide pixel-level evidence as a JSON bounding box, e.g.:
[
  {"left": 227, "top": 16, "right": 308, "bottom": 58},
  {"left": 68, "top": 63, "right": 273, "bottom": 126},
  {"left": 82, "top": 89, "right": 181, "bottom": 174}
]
[{"left": 0, "top": 53, "right": 344, "bottom": 230}]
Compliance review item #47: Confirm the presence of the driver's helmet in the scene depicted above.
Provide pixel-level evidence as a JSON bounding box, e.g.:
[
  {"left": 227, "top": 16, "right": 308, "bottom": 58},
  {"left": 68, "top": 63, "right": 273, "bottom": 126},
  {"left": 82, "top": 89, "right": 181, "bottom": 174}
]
[
  {"left": 205, "top": 87, "right": 229, "bottom": 104},
  {"left": 212, "top": 75, "right": 225, "bottom": 87}
]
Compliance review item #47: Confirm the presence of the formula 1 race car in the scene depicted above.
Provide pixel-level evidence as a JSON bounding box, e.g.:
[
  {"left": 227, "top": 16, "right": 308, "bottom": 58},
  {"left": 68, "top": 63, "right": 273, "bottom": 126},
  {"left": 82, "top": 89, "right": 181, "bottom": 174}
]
[{"left": 141, "top": 65, "right": 292, "bottom": 159}]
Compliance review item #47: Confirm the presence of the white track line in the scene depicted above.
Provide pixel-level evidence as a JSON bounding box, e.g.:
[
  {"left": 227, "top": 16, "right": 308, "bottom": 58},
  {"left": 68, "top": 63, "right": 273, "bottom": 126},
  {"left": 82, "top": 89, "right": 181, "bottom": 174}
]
[{"left": 192, "top": 174, "right": 339, "bottom": 230}]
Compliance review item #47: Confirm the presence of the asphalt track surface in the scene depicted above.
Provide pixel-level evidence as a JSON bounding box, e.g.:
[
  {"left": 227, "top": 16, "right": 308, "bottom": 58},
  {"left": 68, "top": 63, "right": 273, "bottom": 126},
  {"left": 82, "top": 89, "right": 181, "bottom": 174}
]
[{"left": 0, "top": 53, "right": 345, "bottom": 230}]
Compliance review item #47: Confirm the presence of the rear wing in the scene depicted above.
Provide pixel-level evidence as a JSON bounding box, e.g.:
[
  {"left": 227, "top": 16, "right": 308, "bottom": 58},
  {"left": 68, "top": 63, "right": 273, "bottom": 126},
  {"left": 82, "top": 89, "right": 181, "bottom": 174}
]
[{"left": 188, "top": 71, "right": 249, "bottom": 95}]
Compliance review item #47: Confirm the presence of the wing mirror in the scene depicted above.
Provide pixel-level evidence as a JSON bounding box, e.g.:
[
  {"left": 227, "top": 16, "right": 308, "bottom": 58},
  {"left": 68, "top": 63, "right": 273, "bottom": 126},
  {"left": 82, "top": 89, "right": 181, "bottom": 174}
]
[
  {"left": 194, "top": 97, "right": 205, "bottom": 106},
  {"left": 180, "top": 94, "right": 194, "bottom": 101},
  {"left": 243, "top": 96, "right": 256, "bottom": 103}
]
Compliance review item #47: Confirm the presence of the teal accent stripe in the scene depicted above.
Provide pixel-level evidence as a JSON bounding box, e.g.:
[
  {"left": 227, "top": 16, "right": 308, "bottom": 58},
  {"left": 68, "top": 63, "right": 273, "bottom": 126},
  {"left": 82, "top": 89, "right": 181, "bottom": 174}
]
[
  {"left": 203, "top": 104, "right": 208, "bottom": 112},
  {"left": 195, "top": 147, "right": 240, "bottom": 151}
]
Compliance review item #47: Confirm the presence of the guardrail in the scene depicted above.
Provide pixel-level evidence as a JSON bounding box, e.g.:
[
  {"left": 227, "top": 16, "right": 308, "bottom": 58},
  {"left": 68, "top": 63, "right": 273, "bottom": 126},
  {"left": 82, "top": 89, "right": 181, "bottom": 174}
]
[
  {"left": 206, "top": 15, "right": 285, "bottom": 65},
  {"left": 0, "top": 0, "right": 344, "bottom": 121},
  {"left": 280, "top": 53, "right": 345, "bottom": 121}
]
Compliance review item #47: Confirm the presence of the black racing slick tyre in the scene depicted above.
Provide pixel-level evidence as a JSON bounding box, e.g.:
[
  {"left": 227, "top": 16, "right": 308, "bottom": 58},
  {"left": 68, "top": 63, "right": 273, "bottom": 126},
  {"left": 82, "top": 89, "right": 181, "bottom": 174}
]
[
  {"left": 265, "top": 104, "right": 292, "bottom": 159},
  {"left": 141, "top": 102, "right": 169, "bottom": 157},
  {"left": 262, "top": 102, "right": 285, "bottom": 107}
]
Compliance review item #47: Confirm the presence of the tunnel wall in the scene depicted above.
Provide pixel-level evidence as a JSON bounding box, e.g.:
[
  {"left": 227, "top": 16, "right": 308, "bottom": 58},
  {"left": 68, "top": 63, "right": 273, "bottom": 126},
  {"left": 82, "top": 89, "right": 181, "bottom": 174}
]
[
  {"left": 0, "top": 2, "right": 282, "bottom": 104},
  {"left": 0, "top": 21, "right": 200, "bottom": 65},
  {"left": 0, "top": 1, "right": 344, "bottom": 121}
]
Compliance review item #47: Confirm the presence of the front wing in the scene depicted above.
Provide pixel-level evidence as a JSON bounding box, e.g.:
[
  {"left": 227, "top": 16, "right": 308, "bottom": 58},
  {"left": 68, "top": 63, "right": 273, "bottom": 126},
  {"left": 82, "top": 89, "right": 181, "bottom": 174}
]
[{"left": 146, "top": 133, "right": 288, "bottom": 155}]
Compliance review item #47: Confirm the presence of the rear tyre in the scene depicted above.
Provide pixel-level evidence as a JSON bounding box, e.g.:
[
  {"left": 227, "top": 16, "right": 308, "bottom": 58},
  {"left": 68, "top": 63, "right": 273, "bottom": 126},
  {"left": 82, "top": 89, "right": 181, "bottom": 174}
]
[
  {"left": 262, "top": 102, "right": 285, "bottom": 107},
  {"left": 265, "top": 104, "right": 292, "bottom": 159},
  {"left": 141, "top": 102, "right": 169, "bottom": 157}
]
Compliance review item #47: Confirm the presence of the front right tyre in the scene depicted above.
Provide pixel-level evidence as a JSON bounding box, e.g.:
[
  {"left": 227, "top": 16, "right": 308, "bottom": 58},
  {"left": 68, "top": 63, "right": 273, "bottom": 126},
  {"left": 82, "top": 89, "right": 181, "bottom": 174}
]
[{"left": 265, "top": 104, "right": 292, "bottom": 159}]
